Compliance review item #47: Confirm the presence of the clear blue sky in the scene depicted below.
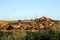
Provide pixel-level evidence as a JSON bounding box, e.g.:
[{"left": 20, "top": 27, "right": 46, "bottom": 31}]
[{"left": 0, "top": 0, "right": 60, "bottom": 20}]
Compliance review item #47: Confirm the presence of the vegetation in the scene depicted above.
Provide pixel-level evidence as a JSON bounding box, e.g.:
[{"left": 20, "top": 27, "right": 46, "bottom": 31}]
[
  {"left": 0, "top": 29, "right": 60, "bottom": 40},
  {"left": 0, "top": 30, "right": 26, "bottom": 40}
]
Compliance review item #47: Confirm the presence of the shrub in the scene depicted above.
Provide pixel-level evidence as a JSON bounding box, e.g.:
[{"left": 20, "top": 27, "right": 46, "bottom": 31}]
[
  {"left": 25, "top": 29, "right": 60, "bottom": 40},
  {"left": 0, "top": 29, "right": 60, "bottom": 40},
  {"left": 0, "top": 30, "right": 26, "bottom": 40}
]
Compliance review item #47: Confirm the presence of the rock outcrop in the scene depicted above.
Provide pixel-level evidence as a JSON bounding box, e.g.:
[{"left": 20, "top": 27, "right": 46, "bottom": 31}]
[{"left": 0, "top": 16, "right": 60, "bottom": 30}]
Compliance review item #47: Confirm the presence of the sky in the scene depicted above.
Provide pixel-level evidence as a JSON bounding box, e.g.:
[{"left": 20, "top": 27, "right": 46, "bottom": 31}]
[{"left": 0, "top": 0, "right": 60, "bottom": 20}]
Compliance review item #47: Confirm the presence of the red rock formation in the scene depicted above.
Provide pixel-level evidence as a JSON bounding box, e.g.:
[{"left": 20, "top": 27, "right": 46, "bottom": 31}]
[
  {"left": 39, "top": 23, "right": 44, "bottom": 29},
  {"left": 0, "top": 16, "right": 59, "bottom": 30}
]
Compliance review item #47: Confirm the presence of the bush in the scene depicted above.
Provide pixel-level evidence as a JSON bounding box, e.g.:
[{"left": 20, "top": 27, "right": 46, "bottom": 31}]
[
  {"left": 0, "top": 29, "right": 60, "bottom": 40},
  {"left": 25, "top": 29, "right": 60, "bottom": 40},
  {"left": 0, "top": 30, "right": 26, "bottom": 40}
]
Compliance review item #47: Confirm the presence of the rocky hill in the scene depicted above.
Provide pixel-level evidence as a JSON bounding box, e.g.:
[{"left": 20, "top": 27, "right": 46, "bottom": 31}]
[{"left": 0, "top": 16, "right": 60, "bottom": 30}]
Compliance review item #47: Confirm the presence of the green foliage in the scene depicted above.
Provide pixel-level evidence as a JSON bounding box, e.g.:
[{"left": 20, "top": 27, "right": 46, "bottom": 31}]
[
  {"left": 0, "top": 31, "right": 13, "bottom": 40},
  {"left": 0, "top": 30, "right": 26, "bottom": 40},
  {"left": 0, "top": 29, "right": 60, "bottom": 40},
  {"left": 25, "top": 29, "right": 60, "bottom": 40},
  {"left": 12, "top": 30, "right": 26, "bottom": 40}
]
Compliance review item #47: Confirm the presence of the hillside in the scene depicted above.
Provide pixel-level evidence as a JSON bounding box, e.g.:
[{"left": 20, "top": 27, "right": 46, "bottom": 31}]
[
  {"left": 0, "top": 16, "right": 60, "bottom": 40},
  {"left": 0, "top": 16, "right": 60, "bottom": 30}
]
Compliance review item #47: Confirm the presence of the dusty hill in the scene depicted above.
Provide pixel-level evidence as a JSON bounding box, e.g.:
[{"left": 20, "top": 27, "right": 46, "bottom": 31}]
[{"left": 0, "top": 16, "right": 60, "bottom": 30}]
